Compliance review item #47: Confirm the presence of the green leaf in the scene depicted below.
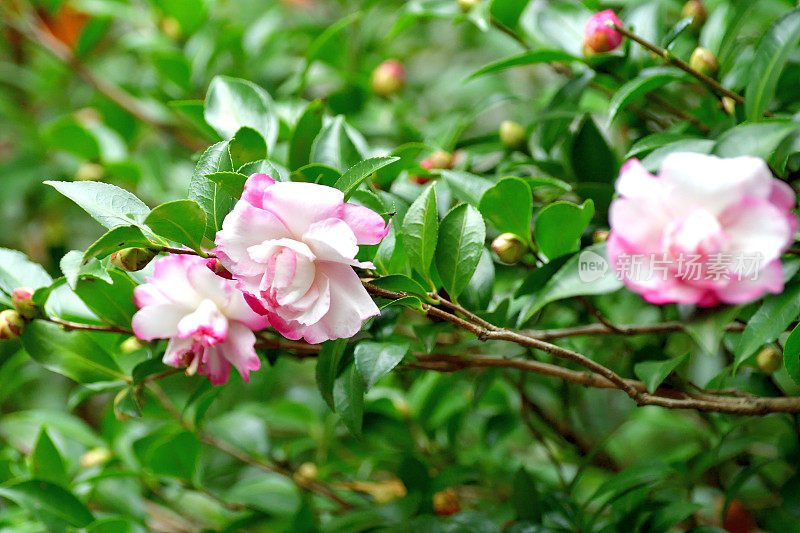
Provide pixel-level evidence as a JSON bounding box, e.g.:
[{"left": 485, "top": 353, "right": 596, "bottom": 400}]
[
  {"left": 310, "top": 116, "right": 366, "bottom": 173},
  {"left": 21, "top": 320, "right": 125, "bottom": 383},
  {"left": 135, "top": 428, "right": 199, "bottom": 479},
  {"left": 460, "top": 248, "right": 495, "bottom": 310},
  {"left": 334, "top": 156, "right": 399, "bottom": 200},
  {"left": 512, "top": 468, "right": 543, "bottom": 521},
  {"left": 745, "top": 8, "right": 800, "bottom": 121},
  {"left": 0, "top": 248, "right": 52, "bottom": 297},
  {"left": 204, "top": 76, "right": 278, "bottom": 151},
  {"left": 292, "top": 163, "right": 341, "bottom": 186},
  {"left": 734, "top": 282, "right": 800, "bottom": 370},
  {"left": 713, "top": 120, "right": 800, "bottom": 159},
  {"left": 305, "top": 12, "right": 361, "bottom": 70},
  {"left": 607, "top": 68, "right": 686, "bottom": 126},
  {"left": 188, "top": 141, "right": 234, "bottom": 240},
  {"left": 489, "top": 0, "right": 529, "bottom": 29},
  {"left": 369, "top": 275, "right": 429, "bottom": 298},
  {"left": 533, "top": 199, "right": 594, "bottom": 260},
  {"left": 435, "top": 203, "right": 486, "bottom": 299},
  {"left": 784, "top": 323, "right": 800, "bottom": 385},
  {"left": 402, "top": 185, "right": 439, "bottom": 286},
  {"left": 44, "top": 180, "right": 150, "bottom": 230},
  {"left": 204, "top": 171, "right": 249, "bottom": 198},
  {"left": 73, "top": 270, "right": 138, "bottom": 327},
  {"left": 333, "top": 363, "right": 365, "bottom": 436},
  {"left": 436, "top": 169, "right": 494, "bottom": 206},
  {"left": 684, "top": 306, "right": 741, "bottom": 355},
  {"left": 478, "top": 177, "right": 532, "bottom": 245},
  {"left": 517, "top": 243, "right": 623, "bottom": 326},
  {"left": 45, "top": 116, "right": 100, "bottom": 161},
  {"left": 82, "top": 226, "right": 153, "bottom": 264},
  {"left": 228, "top": 126, "right": 267, "bottom": 169},
  {"left": 316, "top": 339, "right": 348, "bottom": 410},
  {"left": 145, "top": 199, "right": 206, "bottom": 253},
  {"left": 570, "top": 116, "right": 617, "bottom": 184},
  {"left": 354, "top": 341, "right": 410, "bottom": 390},
  {"left": 0, "top": 480, "right": 93, "bottom": 530},
  {"left": 289, "top": 100, "right": 324, "bottom": 170},
  {"left": 466, "top": 49, "right": 579, "bottom": 80},
  {"left": 634, "top": 354, "right": 690, "bottom": 393},
  {"left": 30, "top": 428, "right": 68, "bottom": 485}
]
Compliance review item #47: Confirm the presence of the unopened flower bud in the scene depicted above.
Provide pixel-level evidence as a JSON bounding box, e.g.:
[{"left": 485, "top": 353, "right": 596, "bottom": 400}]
[
  {"left": 370, "top": 60, "right": 405, "bottom": 97},
  {"left": 392, "top": 397, "right": 410, "bottom": 417},
  {"left": 409, "top": 174, "right": 431, "bottom": 185},
  {"left": 491, "top": 233, "right": 526, "bottom": 264},
  {"left": 76, "top": 162, "right": 104, "bottom": 181},
  {"left": 433, "top": 488, "right": 461, "bottom": 516},
  {"left": 757, "top": 346, "right": 782, "bottom": 374},
  {"left": 420, "top": 150, "right": 453, "bottom": 171},
  {"left": 12, "top": 287, "right": 37, "bottom": 320},
  {"left": 161, "top": 16, "right": 182, "bottom": 39},
  {"left": 0, "top": 310, "right": 24, "bottom": 341},
  {"left": 293, "top": 462, "right": 319, "bottom": 484},
  {"left": 681, "top": 0, "right": 707, "bottom": 30},
  {"left": 722, "top": 96, "right": 736, "bottom": 116},
  {"left": 110, "top": 248, "right": 157, "bottom": 272},
  {"left": 80, "top": 447, "right": 113, "bottom": 468},
  {"left": 583, "top": 10, "right": 624, "bottom": 54},
  {"left": 120, "top": 336, "right": 144, "bottom": 353},
  {"left": 458, "top": 0, "right": 480, "bottom": 13},
  {"left": 593, "top": 230, "right": 609, "bottom": 243},
  {"left": 689, "top": 47, "right": 718, "bottom": 77},
  {"left": 206, "top": 258, "right": 234, "bottom": 280},
  {"left": 499, "top": 120, "right": 525, "bottom": 148}
]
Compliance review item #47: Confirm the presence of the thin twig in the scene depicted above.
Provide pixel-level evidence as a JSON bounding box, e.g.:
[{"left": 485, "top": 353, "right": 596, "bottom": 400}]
[
  {"left": 48, "top": 316, "right": 132, "bottom": 335},
  {"left": 576, "top": 296, "right": 623, "bottom": 334}
]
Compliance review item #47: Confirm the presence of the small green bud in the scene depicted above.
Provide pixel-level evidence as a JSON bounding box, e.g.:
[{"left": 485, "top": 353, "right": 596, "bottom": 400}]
[
  {"left": 757, "top": 346, "right": 782, "bottom": 374},
  {"left": 80, "top": 447, "right": 113, "bottom": 468},
  {"left": 689, "top": 47, "right": 718, "bottom": 77},
  {"left": 458, "top": 0, "right": 480, "bottom": 13},
  {"left": 491, "top": 233, "right": 526, "bottom": 264},
  {"left": 593, "top": 230, "right": 609, "bottom": 243},
  {"left": 370, "top": 60, "right": 405, "bottom": 97},
  {"left": 681, "top": 0, "right": 707, "bottom": 30},
  {"left": 0, "top": 310, "right": 25, "bottom": 341},
  {"left": 12, "top": 287, "right": 38, "bottom": 320},
  {"left": 120, "top": 336, "right": 144, "bottom": 354},
  {"left": 499, "top": 120, "right": 525, "bottom": 148},
  {"left": 110, "top": 248, "right": 157, "bottom": 272}
]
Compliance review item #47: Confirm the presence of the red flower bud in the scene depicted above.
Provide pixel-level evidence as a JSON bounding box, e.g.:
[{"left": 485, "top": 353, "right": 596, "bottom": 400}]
[
  {"left": 0, "top": 309, "right": 24, "bottom": 341},
  {"left": 583, "top": 10, "right": 623, "bottom": 54},
  {"left": 206, "top": 258, "right": 234, "bottom": 280},
  {"left": 12, "top": 287, "right": 38, "bottom": 320},
  {"left": 370, "top": 60, "right": 405, "bottom": 97},
  {"left": 433, "top": 488, "right": 461, "bottom": 516},
  {"left": 409, "top": 174, "right": 431, "bottom": 185},
  {"left": 110, "top": 248, "right": 157, "bottom": 272}
]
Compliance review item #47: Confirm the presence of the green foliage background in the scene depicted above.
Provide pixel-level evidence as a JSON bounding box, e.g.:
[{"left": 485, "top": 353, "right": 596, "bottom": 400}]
[{"left": 3, "top": 0, "right": 800, "bottom": 531}]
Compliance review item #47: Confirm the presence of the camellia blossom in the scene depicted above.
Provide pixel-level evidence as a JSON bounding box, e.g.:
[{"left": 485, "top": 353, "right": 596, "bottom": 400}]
[
  {"left": 607, "top": 153, "right": 797, "bottom": 306},
  {"left": 132, "top": 254, "right": 270, "bottom": 385},
  {"left": 215, "top": 174, "right": 390, "bottom": 344},
  {"left": 583, "top": 10, "right": 624, "bottom": 53}
]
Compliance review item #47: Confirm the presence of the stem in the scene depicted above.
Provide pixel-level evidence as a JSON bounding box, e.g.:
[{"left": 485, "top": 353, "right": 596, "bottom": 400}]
[{"left": 48, "top": 316, "right": 132, "bottom": 335}]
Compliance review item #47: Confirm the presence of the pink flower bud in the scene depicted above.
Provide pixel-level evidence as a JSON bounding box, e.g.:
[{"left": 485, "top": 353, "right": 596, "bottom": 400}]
[
  {"left": 409, "top": 174, "right": 431, "bottom": 185},
  {"left": 583, "top": 10, "right": 624, "bottom": 54},
  {"left": 12, "top": 287, "right": 37, "bottom": 319},
  {"left": 206, "top": 258, "right": 234, "bottom": 279},
  {"left": 0, "top": 309, "right": 24, "bottom": 341},
  {"left": 110, "top": 247, "right": 158, "bottom": 272},
  {"left": 491, "top": 233, "right": 526, "bottom": 264},
  {"left": 370, "top": 60, "right": 405, "bottom": 97}
]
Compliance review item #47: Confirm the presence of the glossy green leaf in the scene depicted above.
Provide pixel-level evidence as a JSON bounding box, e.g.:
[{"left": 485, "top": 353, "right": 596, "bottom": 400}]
[
  {"left": 489, "top": 0, "right": 528, "bottom": 28},
  {"left": 402, "top": 184, "right": 439, "bottom": 286},
  {"left": 354, "top": 341, "right": 410, "bottom": 389},
  {"left": 608, "top": 68, "right": 686, "bottom": 126},
  {"left": 435, "top": 203, "right": 485, "bottom": 299},
  {"left": 334, "top": 156, "right": 399, "bottom": 200},
  {"left": 44, "top": 116, "right": 99, "bottom": 160},
  {"left": 204, "top": 76, "right": 278, "bottom": 150},
  {"left": 734, "top": 282, "right": 800, "bottom": 370},
  {"left": 0, "top": 480, "right": 93, "bottom": 530},
  {"left": 73, "top": 270, "right": 138, "bottom": 327},
  {"left": 21, "top": 320, "right": 125, "bottom": 383},
  {"left": 333, "top": 363, "right": 365, "bottom": 436},
  {"left": 82, "top": 226, "right": 153, "bottom": 264},
  {"left": 0, "top": 248, "right": 52, "bottom": 297},
  {"left": 713, "top": 121, "right": 800, "bottom": 159},
  {"left": 533, "top": 199, "right": 594, "bottom": 260},
  {"left": 188, "top": 141, "right": 234, "bottom": 239},
  {"left": 44, "top": 180, "right": 150, "bottom": 230},
  {"left": 145, "top": 199, "right": 206, "bottom": 253},
  {"left": 634, "top": 354, "right": 690, "bottom": 393},
  {"left": 570, "top": 116, "right": 617, "bottom": 184},
  {"left": 784, "top": 323, "right": 800, "bottom": 385},
  {"left": 289, "top": 100, "right": 324, "bottom": 170},
  {"left": 745, "top": 8, "right": 800, "bottom": 121},
  {"left": 228, "top": 126, "right": 267, "bottom": 168},
  {"left": 478, "top": 177, "right": 532, "bottom": 245},
  {"left": 316, "top": 339, "right": 348, "bottom": 410},
  {"left": 30, "top": 428, "right": 68, "bottom": 485},
  {"left": 309, "top": 116, "right": 366, "bottom": 172},
  {"left": 467, "top": 49, "right": 579, "bottom": 80},
  {"left": 437, "top": 169, "right": 494, "bottom": 206}
]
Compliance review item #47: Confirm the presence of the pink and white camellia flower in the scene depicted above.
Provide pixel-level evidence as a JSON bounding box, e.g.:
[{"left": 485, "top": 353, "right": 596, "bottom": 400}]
[
  {"left": 583, "top": 9, "right": 624, "bottom": 54},
  {"left": 215, "top": 174, "right": 390, "bottom": 344},
  {"left": 132, "top": 254, "right": 270, "bottom": 385},
  {"left": 607, "top": 153, "right": 797, "bottom": 307}
]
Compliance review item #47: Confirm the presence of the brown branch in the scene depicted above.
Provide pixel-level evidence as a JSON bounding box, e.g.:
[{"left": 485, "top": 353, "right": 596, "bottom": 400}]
[
  {"left": 576, "top": 296, "right": 623, "bottom": 334},
  {"left": 48, "top": 316, "right": 132, "bottom": 335},
  {"left": 525, "top": 320, "right": 744, "bottom": 341}
]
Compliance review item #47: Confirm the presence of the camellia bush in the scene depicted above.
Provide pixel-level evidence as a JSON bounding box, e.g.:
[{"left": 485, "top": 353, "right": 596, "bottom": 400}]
[{"left": 6, "top": 0, "right": 800, "bottom": 531}]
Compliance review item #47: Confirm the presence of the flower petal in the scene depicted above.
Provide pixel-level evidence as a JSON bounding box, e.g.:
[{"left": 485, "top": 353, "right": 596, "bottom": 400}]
[
  {"left": 217, "top": 323, "right": 260, "bottom": 383},
  {"left": 199, "top": 346, "right": 232, "bottom": 385},
  {"left": 132, "top": 303, "right": 185, "bottom": 341},
  {"left": 261, "top": 182, "right": 344, "bottom": 236},
  {"left": 216, "top": 201, "right": 291, "bottom": 277},
  {"left": 341, "top": 203, "right": 390, "bottom": 245},
  {"left": 241, "top": 173, "right": 276, "bottom": 209},
  {"left": 303, "top": 218, "right": 359, "bottom": 263}
]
